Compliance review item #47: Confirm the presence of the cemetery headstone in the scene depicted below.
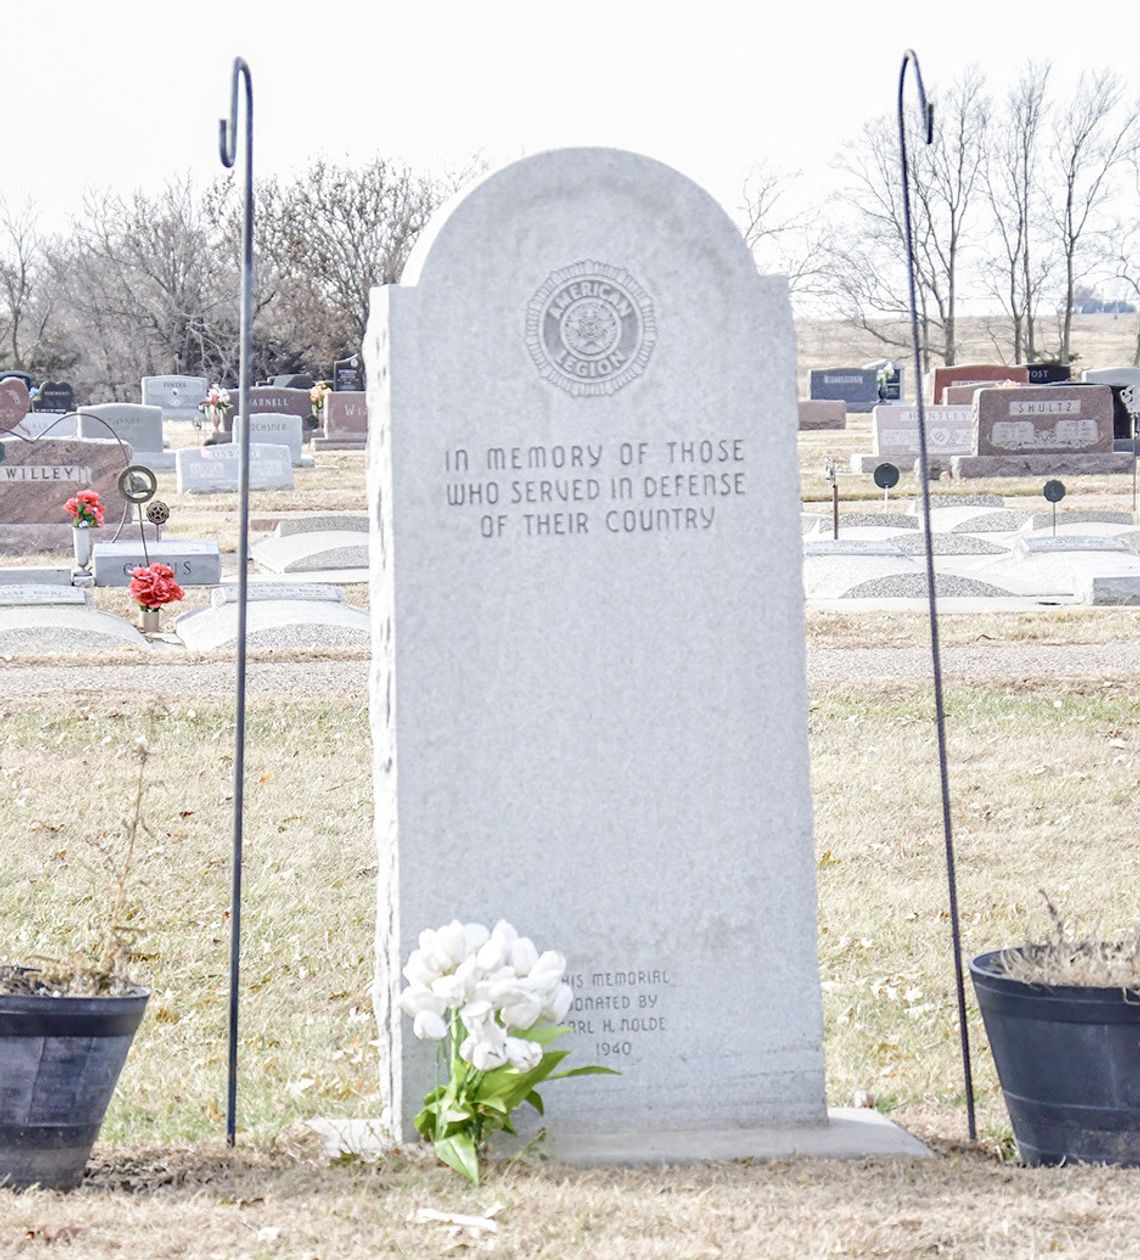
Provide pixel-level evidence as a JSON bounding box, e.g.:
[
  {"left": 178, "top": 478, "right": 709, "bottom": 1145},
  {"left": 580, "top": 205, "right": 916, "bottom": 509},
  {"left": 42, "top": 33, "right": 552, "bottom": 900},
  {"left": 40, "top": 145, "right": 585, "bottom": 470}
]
[
  {"left": 175, "top": 586, "right": 369, "bottom": 651},
  {"left": 35, "top": 381, "right": 76, "bottom": 413},
  {"left": 0, "top": 435, "right": 133, "bottom": 553},
  {"left": 1020, "top": 363, "right": 1070, "bottom": 386},
  {"left": 931, "top": 363, "right": 1028, "bottom": 403},
  {"left": 175, "top": 442, "right": 295, "bottom": 494},
  {"left": 92, "top": 540, "right": 222, "bottom": 587},
  {"left": 247, "top": 386, "right": 310, "bottom": 423},
  {"left": 0, "top": 377, "right": 30, "bottom": 431},
  {"left": 364, "top": 147, "right": 921, "bottom": 1162},
  {"left": 797, "top": 400, "right": 846, "bottom": 430},
  {"left": 140, "top": 375, "right": 208, "bottom": 420},
  {"left": 852, "top": 404, "right": 972, "bottom": 474},
  {"left": 809, "top": 367, "right": 879, "bottom": 412},
  {"left": 78, "top": 404, "right": 167, "bottom": 468},
  {"left": 269, "top": 374, "right": 315, "bottom": 390},
  {"left": 232, "top": 412, "right": 308, "bottom": 466},
  {"left": 942, "top": 381, "right": 1019, "bottom": 405},
  {"left": 952, "top": 384, "right": 1131, "bottom": 478},
  {"left": 1080, "top": 368, "right": 1140, "bottom": 442},
  {"left": 14, "top": 413, "right": 77, "bottom": 439},
  {"left": 863, "top": 359, "right": 904, "bottom": 403},
  {"left": 314, "top": 391, "right": 368, "bottom": 450},
  {"left": 334, "top": 356, "right": 364, "bottom": 391}
]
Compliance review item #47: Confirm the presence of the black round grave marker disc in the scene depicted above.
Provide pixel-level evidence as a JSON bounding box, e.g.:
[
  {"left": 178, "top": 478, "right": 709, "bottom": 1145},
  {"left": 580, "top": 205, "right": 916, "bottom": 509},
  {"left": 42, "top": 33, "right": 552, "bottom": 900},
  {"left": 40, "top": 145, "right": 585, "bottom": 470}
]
[
  {"left": 118, "top": 465, "right": 157, "bottom": 503},
  {"left": 1043, "top": 479, "right": 1066, "bottom": 503},
  {"left": 873, "top": 462, "right": 900, "bottom": 490},
  {"left": 146, "top": 499, "right": 170, "bottom": 525}
]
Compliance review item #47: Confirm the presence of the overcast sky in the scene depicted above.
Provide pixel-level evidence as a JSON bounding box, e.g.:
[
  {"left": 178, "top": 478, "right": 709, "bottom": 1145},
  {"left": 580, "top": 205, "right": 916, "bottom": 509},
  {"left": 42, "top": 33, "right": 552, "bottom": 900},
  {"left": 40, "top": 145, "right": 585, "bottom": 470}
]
[{"left": 12, "top": 0, "right": 1138, "bottom": 230}]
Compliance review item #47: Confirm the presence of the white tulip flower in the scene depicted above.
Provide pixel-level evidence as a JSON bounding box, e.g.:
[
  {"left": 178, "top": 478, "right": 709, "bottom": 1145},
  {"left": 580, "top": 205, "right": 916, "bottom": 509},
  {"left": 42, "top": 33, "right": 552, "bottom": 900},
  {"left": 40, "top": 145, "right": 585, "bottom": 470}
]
[
  {"left": 431, "top": 971, "right": 471, "bottom": 1009},
  {"left": 471, "top": 1039, "right": 509, "bottom": 1071},
  {"left": 509, "top": 937, "right": 539, "bottom": 976},
  {"left": 413, "top": 1009, "right": 448, "bottom": 1041},
  {"left": 505, "top": 1037, "right": 543, "bottom": 1072},
  {"left": 459, "top": 998, "right": 494, "bottom": 1033},
  {"left": 528, "top": 950, "right": 566, "bottom": 991},
  {"left": 476, "top": 934, "right": 509, "bottom": 973},
  {"left": 399, "top": 983, "right": 447, "bottom": 1019},
  {"left": 543, "top": 982, "right": 574, "bottom": 1023},
  {"left": 491, "top": 919, "right": 518, "bottom": 944},
  {"left": 463, "top": 922, "right": 490, "bottom": 954},
  {"left": 499, "top": 991, "right": 545, "bottom": 1030},
  {"left": 402, "top": 949, "right": 439, "bottom": 987},
  {"left": 418, "top": 928, "right": 454, "bottom": 975},
  {"left": 436, "top": 919, "right": 468, "bottom": 968}
]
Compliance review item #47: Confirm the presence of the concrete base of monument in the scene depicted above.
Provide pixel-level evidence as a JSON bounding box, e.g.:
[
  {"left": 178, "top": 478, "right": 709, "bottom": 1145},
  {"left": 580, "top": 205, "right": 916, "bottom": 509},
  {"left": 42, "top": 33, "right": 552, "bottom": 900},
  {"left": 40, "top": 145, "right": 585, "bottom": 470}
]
[
  {"left": 951, "top": 453, "right": 1135, "bottom": 478},
  {"left": 309, "top": 1109, "right": 931, "bottom": 1165},
  {"left": 850, "top": 453, "right": 955, "bottom": 477}
]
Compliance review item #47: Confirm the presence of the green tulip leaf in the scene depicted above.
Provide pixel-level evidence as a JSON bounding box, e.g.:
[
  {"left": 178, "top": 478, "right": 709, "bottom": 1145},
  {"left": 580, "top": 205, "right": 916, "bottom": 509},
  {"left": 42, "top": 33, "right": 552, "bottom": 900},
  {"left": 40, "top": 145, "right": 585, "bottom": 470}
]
[{"left": 435, "top": 1132, "right": 480, "bottom": 1186}]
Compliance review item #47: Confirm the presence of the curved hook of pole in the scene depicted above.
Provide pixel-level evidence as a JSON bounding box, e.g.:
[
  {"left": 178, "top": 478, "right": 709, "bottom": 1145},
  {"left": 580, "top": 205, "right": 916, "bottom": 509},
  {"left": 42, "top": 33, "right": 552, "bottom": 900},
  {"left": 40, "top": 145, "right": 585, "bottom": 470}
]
[
  {"left": 219, "top": 58, "right": 252, "bottom": 171},
  {"left": 218, "top": 54, "right": 254, "bottom": 1153},
  {"left": 897, "top": 49, "right": 977, "bottom": 1145}
]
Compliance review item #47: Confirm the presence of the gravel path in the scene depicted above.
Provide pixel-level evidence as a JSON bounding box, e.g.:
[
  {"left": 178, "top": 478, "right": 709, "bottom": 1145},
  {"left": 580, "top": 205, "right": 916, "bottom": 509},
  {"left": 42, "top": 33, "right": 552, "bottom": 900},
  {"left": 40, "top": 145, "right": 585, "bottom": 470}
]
[{"left": 1, "top": 638, "right": 1137, "bottom": 700}]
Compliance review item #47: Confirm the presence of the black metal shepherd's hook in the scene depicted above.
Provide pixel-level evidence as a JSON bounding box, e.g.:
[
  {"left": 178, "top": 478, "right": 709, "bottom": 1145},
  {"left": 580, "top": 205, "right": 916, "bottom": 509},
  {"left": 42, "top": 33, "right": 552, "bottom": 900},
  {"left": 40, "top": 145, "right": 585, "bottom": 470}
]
[
  {"left": 898, "top": 49, "right": 977, "bottom": 1143},
  {"left": 219, "top": 55, "right": 254, "bottom": 1149}
]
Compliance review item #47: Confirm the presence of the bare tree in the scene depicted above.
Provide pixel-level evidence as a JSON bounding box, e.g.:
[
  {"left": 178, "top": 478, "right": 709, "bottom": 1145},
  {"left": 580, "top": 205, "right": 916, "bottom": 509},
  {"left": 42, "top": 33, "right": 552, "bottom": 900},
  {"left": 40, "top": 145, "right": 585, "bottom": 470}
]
[
  {"left": 51, "top": 177, "right": 238, "bottom": 396},
  {"left": 258, "top": 157, "right": 448, "bottom": 369},
  {"left": 738, "top": 162, "right": 828, "bottom": 299},
  {"left": 820, "top": 67, "right": 990, "bottom": 368},
  {"left": 982, "top": 62, "right": 1056, "bottom": 363},
  {"left": 0, "top": 199, "right": 73, "bottom": 377},
  {"left": 1048, "top": 70, "right": 1140, "bottom": 363}
]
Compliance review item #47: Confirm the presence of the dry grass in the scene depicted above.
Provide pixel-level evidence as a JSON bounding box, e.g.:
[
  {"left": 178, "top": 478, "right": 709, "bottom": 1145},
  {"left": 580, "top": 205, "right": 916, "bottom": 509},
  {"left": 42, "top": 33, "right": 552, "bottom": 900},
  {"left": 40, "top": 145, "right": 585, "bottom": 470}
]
[
  {"left": 806, "top": 606, "right": 1140, "bottom": 649},
  {"left": 0, "top": 1139, "right": 1138, "bottom": 1258},
  {"left": 794, "top": 311, "right": 1140, "bottom": 397},
  {"left": 0, "top": 677, "right": 1138, "bottom": 1253}
]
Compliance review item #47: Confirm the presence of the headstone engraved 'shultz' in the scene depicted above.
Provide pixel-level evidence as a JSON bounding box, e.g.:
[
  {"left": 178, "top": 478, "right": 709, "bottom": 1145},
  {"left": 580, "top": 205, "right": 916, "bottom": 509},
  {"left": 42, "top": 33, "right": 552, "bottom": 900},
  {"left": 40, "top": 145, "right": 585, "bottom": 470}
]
[
  {"left": 365, "top": 148, "right": 922, "bottom": 1163},
  {"left": 952, "top": 384, "right": 1132, "bottom": 478}
]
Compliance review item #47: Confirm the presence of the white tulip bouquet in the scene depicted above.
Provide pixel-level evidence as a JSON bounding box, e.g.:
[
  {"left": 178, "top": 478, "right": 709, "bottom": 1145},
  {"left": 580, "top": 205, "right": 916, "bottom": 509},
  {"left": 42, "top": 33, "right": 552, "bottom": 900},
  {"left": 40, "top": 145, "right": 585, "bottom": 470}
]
[{"left": 400, "top": 918, "right": 616, "bottom": 1183}]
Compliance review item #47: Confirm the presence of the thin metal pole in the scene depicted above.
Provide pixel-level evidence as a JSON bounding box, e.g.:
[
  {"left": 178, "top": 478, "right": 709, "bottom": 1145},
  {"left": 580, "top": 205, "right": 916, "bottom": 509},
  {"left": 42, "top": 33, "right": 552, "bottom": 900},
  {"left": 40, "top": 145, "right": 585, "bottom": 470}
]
[
  {"left": 898, "top": 49, "right": 976, "bottom": 1142},
  {"left": 219, "top": 55, "right": 254, "bottom": 1149}
]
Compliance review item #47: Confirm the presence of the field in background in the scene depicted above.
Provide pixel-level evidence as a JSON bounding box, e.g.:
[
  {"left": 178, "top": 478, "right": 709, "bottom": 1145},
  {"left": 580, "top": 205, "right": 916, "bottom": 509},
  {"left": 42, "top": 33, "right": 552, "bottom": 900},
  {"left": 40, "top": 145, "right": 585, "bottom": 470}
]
[{"left": 794, "top": 312, "right": 1140, "bottom": 398}]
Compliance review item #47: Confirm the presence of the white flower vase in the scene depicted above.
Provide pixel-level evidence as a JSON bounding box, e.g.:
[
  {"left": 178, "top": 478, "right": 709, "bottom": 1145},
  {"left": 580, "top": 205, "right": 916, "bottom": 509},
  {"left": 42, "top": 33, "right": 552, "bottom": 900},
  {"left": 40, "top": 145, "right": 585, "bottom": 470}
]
[
  {"left": 140, "top": 607, "right": 161, "bottom": 634},
  {"left": 72, "top": 526, "right": 94, "bottom": 570}
]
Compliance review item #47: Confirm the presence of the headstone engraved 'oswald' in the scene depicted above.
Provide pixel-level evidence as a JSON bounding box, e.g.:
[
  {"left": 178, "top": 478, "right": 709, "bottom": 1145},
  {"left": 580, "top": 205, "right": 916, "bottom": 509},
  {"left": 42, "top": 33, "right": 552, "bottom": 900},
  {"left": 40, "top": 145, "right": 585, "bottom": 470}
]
[
  {"left": 931, "top": 363, "right": 1028, "bottom": 403},
  {"left": 365, "top": 149, "right": 920, "bottom": 1163},
  {"left": 175, "top": 442, "right": 295, "bottom": 493},
  {"left": 809, "top": 367, "right": 879, "bottom": 412}
]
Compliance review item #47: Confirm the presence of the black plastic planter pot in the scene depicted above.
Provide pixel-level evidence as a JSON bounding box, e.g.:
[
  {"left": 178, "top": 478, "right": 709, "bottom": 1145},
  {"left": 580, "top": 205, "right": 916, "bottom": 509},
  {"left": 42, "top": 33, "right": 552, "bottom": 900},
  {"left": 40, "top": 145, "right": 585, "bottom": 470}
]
[
  {"left": 0, "top": 988, "right": 149, "bottom": 1190},
  {"left": 970, "top": 949, "right": 1140, "bottom": 1166}
]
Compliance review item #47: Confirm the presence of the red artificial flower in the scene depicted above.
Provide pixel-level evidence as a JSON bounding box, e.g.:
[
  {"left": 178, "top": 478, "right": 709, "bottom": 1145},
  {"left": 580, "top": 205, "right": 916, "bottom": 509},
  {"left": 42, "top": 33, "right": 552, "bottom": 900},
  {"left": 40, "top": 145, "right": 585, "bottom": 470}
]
[
  {"left": 64, "top": 489, "right": 105, "bottom": 527},
  {"left": 128, "top": 563, "right": 185, "bottom": 610}
]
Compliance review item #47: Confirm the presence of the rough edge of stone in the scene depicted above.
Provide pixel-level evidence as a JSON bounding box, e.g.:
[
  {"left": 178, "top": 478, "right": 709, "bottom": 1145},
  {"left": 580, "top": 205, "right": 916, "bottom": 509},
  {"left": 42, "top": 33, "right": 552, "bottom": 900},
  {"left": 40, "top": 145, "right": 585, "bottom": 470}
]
[
  {"left": 951, "top": 453, "right": 1135, "bottom": 479},
  {"left": 1079, "top": 574, "right": 1140, "bottom": 605},
  {"left": 308, "top": 1109, "right": 931, "bottom": 1165}
]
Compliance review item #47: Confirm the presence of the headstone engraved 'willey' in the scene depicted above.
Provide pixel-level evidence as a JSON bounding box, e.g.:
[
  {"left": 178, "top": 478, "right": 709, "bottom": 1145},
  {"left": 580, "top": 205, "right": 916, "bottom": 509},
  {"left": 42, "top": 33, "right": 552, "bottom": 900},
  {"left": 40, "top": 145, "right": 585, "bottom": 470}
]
[
  {"left": 0, "top": 435, "right": 133, "bottom": 553},
  {"left": 931, "top": 363, "right": 1028, "bottom": 403},
  {"left": 366, "top": 149, "right": 921, "bottom": 1162}
]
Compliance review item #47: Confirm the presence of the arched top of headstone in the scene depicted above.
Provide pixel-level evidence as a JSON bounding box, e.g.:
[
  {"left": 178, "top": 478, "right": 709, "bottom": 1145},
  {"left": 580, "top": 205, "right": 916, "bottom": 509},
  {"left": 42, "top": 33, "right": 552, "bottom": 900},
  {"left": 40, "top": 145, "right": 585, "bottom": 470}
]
[{"left": 403, "top": 147, "right": 762, "bottom": 293}]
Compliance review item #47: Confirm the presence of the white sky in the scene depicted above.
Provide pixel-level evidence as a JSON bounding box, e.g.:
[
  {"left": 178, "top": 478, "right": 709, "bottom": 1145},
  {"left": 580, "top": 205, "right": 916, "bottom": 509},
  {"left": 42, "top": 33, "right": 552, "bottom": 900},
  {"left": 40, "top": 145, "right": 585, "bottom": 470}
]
[{"left": 10, "top": 0, "right": 1139, "bottom": 231}]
